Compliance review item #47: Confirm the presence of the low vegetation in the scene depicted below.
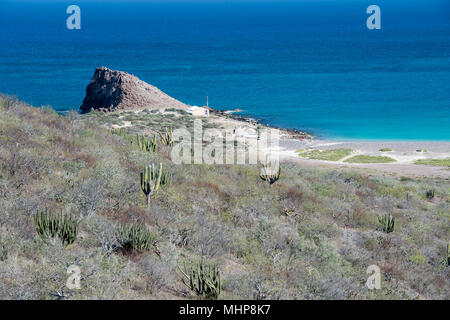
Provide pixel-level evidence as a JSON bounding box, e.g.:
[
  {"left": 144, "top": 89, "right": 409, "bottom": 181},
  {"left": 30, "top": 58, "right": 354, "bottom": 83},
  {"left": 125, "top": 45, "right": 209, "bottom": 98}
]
[
  {"left": 379, "top": 148, "right": 392, "bottom": 152},
  {"left": 0, "top": 95, "right": 449, "bottom": 300},
  {"left": 414, "top": 158, "right": 450, "bottom": 167},
  {"left": 296, "top": 148, "right": 353, "bottom": 161},
  {"left": 344, "top": 155, "right": 397, "bottom": 164}
]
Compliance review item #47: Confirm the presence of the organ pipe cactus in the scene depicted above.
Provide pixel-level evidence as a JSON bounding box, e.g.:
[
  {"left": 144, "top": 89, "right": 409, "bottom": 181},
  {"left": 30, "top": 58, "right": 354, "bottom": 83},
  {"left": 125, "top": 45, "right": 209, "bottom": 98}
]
[
  {"left": 34, "top": 209, "right": 58, "bottom": 239},
  {"left": 136, "top": 134, "right": 158, "bottom": 152},
  {"left": 159, "top": 128, "right": 173, "bottom": 146},
  {"left": 111, "top": 128, "right": 127, "bottom": 137},
  {"left": 159, "top": 169, "right": 172, "bottom": 186},
  {"left": 140, "top": 163, "right": 162, "bottom": 207},
  {"left": 117, "top": 223, "right": 156, "bottom": 252},
  {"left": 259, "top": 155, "right": 280, "bottom": 186},
  {"left": 426, "top": 189, "right": 435, "bottom": 200},
  {"left": 180, "top": 261, "right": 221, "bottom": 300},
  {"left": 378, "top": 214, "right": 395, "bottom": 233},
  {"left": 34, "top": 209, "right": 78, "bottom": 245}
]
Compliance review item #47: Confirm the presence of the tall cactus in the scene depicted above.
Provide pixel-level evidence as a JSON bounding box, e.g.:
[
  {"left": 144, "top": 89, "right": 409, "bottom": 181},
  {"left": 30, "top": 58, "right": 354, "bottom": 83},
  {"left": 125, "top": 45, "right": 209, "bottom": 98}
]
[
  {"left": 140, "top": 163, "right": 162, "bottom": 207},
  {"left": 378, "top": 214, "right": 395, "bottom": 233},
  {"left": 159, "top": 128, "right": 173, "bottom": 146},
  {"left": 136, "top": 134, "right": 158, "bottom": 152},
  {"left": 259, "top": 155, "right": 280, "bottom": 186},
  {"left": 180, "top": 261, "right": 221, "bottom": 300}
]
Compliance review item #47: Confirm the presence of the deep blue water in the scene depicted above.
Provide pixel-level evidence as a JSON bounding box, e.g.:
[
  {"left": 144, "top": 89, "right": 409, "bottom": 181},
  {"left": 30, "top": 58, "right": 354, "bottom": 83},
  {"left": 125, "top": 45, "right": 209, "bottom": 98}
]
[{"left": 0, "top": 0, "right": 449, "bottom": 140}]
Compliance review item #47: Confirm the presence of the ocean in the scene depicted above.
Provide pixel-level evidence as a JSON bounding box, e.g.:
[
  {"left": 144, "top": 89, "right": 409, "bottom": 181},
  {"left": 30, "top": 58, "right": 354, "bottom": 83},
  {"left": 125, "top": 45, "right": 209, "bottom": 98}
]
[{"left": 0, "top": 0, "right": 449, "bottom": 140}]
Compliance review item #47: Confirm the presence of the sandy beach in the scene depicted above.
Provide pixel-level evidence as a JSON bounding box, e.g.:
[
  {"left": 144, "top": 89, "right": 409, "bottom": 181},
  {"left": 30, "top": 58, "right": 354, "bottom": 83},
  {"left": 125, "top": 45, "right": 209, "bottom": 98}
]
[
  {"left": 277, "top": 138, "right": 450, "bottom": 178},
  {"left": 173, "top": 109, "right": 450, "bottom": 178}
]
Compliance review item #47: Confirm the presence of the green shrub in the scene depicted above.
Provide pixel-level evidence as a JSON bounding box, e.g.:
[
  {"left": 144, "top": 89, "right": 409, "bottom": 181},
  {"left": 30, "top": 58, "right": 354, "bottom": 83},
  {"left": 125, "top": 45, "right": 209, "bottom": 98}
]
[
  {"left": 409, "top": 251, "right": 426, "bottom": 265},
  {"left": 33, "top": 209, "right": 78, "bottom": 245},
  {"left": 296, "top": 148, "right": 352, "bottom": 161},
  {"left": 414, "top": 158, "right": 450, "bottom": 167},
  {"left": 426, "top": 189, "right": 435, "bottom": 200},
  {"left": 344, "top": 155, "right": 396, "bottom": 164}
]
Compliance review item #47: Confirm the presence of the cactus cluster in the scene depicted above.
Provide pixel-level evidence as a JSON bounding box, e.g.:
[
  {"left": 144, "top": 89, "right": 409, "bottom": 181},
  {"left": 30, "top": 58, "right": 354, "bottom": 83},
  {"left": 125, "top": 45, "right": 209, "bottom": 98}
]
[
  {"left": 140, "top": 163, "right": 171, "bottom": 206},
  {"left": 259, "top": 155, "right": 280, "bottom": 185},
  {"left": 117, "top": 223, "right": 156, "bottom": 252},
  {"left": 159, "top": 128, "right": 173, "bottom": 146},
  {"left": 136, "top": 134, "right": 158, "bottom": 153},
  {"left": 111, "top": 128, "right": 127, "bottom": 137},
  {"left": 180, "top": 261, "right": 221, "bottom": 300},
  {"left": 426, "top": 189, "right": 435, "bottom": 200},
  {"left": 159, "top": 169, "right": 172, "bottom": 186},
  {"left": 34, "top": 209, "right": 78, "bottom": 245},
  {"left": 378, "top": 214, "right": 395, "bottom": 233}
]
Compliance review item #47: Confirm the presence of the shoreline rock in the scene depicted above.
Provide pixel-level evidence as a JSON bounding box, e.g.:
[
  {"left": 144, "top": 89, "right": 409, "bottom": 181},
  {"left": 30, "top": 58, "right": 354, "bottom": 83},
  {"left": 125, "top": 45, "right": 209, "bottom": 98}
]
[{"left": 80, "top": 67, "right": 188, "bottom": 113}]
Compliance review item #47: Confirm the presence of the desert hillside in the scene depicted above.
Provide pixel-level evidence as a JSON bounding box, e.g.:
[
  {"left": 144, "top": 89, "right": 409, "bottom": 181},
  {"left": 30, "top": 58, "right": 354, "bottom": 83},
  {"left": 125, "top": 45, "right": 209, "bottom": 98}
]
[{"left": 0, "top": 95, "right": 448, "bottom": 299}]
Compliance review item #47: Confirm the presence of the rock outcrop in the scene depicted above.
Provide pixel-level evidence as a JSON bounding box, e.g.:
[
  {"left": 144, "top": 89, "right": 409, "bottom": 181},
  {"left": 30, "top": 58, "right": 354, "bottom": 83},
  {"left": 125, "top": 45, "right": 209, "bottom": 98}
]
[{"left": 80, "top": 67, "right": 188, "bottom": 113}]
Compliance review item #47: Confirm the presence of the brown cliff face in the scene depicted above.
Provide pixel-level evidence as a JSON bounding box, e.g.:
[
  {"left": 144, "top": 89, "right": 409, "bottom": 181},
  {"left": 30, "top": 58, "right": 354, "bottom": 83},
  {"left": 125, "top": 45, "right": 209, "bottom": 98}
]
[{"left": 80, "top": 67, "right": 188, "bottom": 113}]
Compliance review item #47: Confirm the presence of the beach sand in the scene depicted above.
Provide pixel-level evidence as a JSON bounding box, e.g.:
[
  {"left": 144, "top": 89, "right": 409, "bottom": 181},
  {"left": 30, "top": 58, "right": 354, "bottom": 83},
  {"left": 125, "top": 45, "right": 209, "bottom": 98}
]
[
  {"left": 197, "top": 111, "right": 450, "bottom": 178},
  {"left": 277, "top": 139, "right": 450, "bottom": 178}
]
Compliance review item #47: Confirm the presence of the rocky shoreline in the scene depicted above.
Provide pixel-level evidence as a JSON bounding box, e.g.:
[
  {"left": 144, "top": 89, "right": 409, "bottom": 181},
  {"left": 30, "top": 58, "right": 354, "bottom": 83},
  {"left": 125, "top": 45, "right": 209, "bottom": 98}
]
[
  {"left": 79, "top": 67, "right": 313, "bottom": 140},
  {"left": 209, "top": 107, "right": 314, "bottom": 140}
]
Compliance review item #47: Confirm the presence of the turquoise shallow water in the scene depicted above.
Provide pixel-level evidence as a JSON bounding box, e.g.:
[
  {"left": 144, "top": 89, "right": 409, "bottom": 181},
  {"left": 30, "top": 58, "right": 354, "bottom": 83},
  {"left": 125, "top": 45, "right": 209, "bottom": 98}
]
[{"left": 0, "top": 1, "right": 449, "bottom": 140}]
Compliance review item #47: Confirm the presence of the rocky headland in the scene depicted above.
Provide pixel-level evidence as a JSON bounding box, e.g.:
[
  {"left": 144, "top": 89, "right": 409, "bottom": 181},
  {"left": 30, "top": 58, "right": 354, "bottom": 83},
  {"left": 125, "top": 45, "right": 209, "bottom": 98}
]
[{"left": 80, "top": 67, "right": 189, "bottom": 113}]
